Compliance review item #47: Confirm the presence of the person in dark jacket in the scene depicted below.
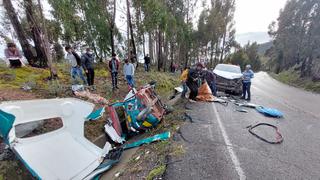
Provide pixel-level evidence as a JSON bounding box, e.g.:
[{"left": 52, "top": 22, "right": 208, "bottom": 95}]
[
  {"left": 186, "top": 63, "right": 204, "bottom": 101},
  {"left": 205, "top": 69, "right": 217, "bottom": 96},
  {"left": 108, "top": 53, "right": 120, "bottom": 90},
  {"left": 81, "top": 48, "right": 95, "bottom": 87},
  {"left": 65, "top": 45, "right": 87, "bottom": 85},
  {"left": 144, "top": 54, "right": 151, "bottom": 72}
]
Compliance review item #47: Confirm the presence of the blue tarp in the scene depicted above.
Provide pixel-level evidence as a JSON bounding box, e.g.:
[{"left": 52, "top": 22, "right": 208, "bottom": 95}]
[
  {"left": 256, "top": 106, "right": 284, "bottom": 118},
  {"left": 0, "top": 110, "right": 15, "bottom": 144}
]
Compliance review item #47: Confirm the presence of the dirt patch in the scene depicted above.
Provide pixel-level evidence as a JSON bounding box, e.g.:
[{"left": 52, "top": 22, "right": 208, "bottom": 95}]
[
  {"left": 0, "top": 89, "right": 37, "bottom": 101},
  {"left": 20, "top": 118, "right": 63, "bottom": 138}
]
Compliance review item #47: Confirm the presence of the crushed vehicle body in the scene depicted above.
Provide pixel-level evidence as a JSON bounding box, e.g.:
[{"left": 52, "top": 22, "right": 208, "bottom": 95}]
[
  {"left": 213, "top": 64, "right": 243, "bottom": 95},
  {"left": 105, "top": 84, "right": 166, "bottom": 143},
  {"left": 0, "top": 98, "right": 112, "bottom": 180}
]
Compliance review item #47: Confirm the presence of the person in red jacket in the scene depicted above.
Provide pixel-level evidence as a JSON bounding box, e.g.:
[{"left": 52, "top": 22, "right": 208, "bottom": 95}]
[{"left": 108, "top": 53, "right": 120, "bottom": 90}]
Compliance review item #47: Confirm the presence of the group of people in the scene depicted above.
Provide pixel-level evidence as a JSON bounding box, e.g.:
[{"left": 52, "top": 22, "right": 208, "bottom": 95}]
[
  {"left": 180, "top": 63, "right": 217, "bottom": 102},
  {"left": 65, "top": 46, "right": 136, "bottom": 91},
  {"left": 180, "top": 62, "right": 254, "bottom": 102}
]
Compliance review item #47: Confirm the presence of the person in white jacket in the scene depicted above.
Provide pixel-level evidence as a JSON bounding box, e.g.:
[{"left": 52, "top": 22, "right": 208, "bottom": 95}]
[{"left": 123, "top": 59, "right": 135, "bottom": 88}]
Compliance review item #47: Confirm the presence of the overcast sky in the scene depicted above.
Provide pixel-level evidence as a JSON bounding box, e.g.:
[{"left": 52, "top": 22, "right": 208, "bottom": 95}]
[{"left": 234, "top": 0, "right": 287, "bottom": 34}]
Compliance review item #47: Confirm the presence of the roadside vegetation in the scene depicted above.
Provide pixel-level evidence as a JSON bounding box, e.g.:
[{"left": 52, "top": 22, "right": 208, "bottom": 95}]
[{"left": 270, "top": 70, "right": 320, "bottom": 93}]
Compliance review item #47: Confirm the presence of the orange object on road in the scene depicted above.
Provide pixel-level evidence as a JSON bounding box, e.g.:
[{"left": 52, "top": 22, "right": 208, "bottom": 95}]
[{"left": 196, "top": 82, "right": 215, "bottom": 102}]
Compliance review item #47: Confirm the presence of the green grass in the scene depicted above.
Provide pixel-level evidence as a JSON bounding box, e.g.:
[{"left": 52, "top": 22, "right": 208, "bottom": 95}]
[
  {"left": 146, "top": 165, "right": 166, "bottom": 180},
  {"left": 270, "top": 70, "right": 320, "bottom": 93},
  {"left": 0, "top": 66, "right": 50, "bottom": 89}
]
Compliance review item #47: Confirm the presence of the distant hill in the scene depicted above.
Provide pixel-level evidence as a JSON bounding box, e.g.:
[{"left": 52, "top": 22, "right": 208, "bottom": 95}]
[
  {"left": 258, "top": 41, "right": 273, "bottom": 55},
  {"left": 236, "top": 32, "right": 271, "bottom": 46}
]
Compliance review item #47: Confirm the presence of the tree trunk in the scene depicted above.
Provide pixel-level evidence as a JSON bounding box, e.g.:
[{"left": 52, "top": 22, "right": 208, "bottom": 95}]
[
  {"left": 220, "top": 33, "right": 226, "bottom": 62},
  {"left": 127, "top": 0, "right": 137, "bottom": 66},
  {"left": 3, "top": 0, "right": 33, "bottom": 65},
  {"left": 142, "top": 33, "right": 146, "bottom": 57},
  {"left": 214, "top": 42, "right": 219, "bottom": 66},
  {"left": 170, "top": 40, "right": 174, "bottom": 68},
  {"left": 157, "top": 29, "right": 162, "bottom": 71},
  {"left": 25, "top": 0, "right": 47, "bottom": 67},
  {"left": 148, "top": 32, "right": 153, "bottom": 62},
  {"left": 110, "top": 0, "right": 116, "bottom": 55},
  {"left": 37, "top": 0, "right": 57, "bottom": 78},
  {"left": 163, "top": 34, "right": 169, "bottom": 72}
]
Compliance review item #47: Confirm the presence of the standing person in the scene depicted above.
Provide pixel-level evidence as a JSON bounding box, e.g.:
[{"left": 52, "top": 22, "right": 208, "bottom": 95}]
[
  {"left": 180, "top": 67, "right": 190, "bottom": 98},
  {"left": 205, "top": 69, "right": 217, "bottom": 96},
  {"left": 144, "top": 54, "right": 151, "bottom": 72},
  {"left": 65, "top": 45, "right": 87, "bottom": 85},
  {"left": 81, "top": 48, "right": 95, "bottom": 88},
  {"left": 4, "top": 43, "right": 25, "bottom": 67},
  {"left": 123, "top": 59, "right": 135, "bottom": 88},
  {"left": 108, "top": 53, "right": 120, "bottom": 90},
  {"left": 186, "top": 63, "right": 204, "bottom": 101},
  {"left": 242, "top": 65, "right": 254, "bottom": 101}
]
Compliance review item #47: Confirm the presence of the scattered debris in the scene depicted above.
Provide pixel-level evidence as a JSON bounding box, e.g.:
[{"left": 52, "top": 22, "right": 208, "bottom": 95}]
[
  {"left": 256, "top": 106, "right": 284, "bottom": 118},
  {"left": 213, "top": 98, "right": 228, "bottom": 106},
  {"left": 236, "top": 108, "right": 248, "bottom": 113},
  {"left": 247, "top": 123, "right": 284, "bottom": 144},
  {"left": 123, "top": 132, "right": 171, "bottom": 150},
  {"left": 235, "top": 102, "right": 284, "bottom": 118},
  {"left": 235, "top": 102, "right": 259, "bottom": 108},
  {"left": 21, "top": 84, "right": 32, "bottom": 91},
  {"left": 135, "top": 155, "right": 141, "bottom": 161},
  {"left": 114, "top": 171, "right": 121, "bottom": 177},
  {"left": 75, "top": 90, "right": 109, "bottom": 105},
  {"left": 86, "top": 107, "right": 105, "bottom": 121}
]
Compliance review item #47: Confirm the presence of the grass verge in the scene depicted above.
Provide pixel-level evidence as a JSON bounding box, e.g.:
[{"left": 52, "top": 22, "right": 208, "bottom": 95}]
[{"left": 270, "top": 70, "right": 320, "bottom": 93}]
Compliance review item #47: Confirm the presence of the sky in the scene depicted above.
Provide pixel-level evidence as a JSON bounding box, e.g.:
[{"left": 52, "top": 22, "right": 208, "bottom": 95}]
[
  {"left": 0, "top": 0, "right": 289, "bottom": 58},
  {"left": 234, "top": 0, "right": 287, "bottom": 34}
]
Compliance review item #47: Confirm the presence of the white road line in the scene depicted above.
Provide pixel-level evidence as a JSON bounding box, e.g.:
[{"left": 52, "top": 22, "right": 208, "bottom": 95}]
[{"left": 211, "top": 103, "right": 246, "bottom": 180}]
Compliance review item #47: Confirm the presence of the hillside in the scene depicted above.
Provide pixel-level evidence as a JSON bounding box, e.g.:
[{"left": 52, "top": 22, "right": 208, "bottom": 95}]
[
  {"left": 236, "top": 32, "right": 271, "bottom": 46},
  {"left": 258, "top": 41, "right": 273, "bottom": 55}
]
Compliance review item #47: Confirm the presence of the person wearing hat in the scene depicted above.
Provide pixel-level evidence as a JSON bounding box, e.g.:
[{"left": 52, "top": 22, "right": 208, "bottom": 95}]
[
  {"left": 186, "top": 62, "right": 205, "bottom": 101},
  {"left": 242, "top": 64, "right": 254, "bottom": 101}
]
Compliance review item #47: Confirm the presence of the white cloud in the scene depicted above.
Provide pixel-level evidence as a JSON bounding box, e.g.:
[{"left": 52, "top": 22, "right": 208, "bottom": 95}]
[{"left": 234, "top": 0, "right": 287, "bottom": 34}]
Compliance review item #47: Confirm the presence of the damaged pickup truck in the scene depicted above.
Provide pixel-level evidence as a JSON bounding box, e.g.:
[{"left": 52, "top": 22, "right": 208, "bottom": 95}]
[
  {"left": 0, "top": 82, "right": 169, "bottom": 179},
  {"left": 213, "top": 64, "right": 243, "bottom": 95}
]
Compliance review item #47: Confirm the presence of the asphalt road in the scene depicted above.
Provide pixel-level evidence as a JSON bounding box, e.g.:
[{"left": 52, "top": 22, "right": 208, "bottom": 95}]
[{"left": 165, "top": 72, "right": 320, "bottom": 180}]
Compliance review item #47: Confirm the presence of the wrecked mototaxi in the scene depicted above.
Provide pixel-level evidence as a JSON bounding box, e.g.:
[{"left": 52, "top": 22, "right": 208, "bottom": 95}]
[
  {"left": 0, "top": 83, "right": 167, "bottom": 179},
  {"left": 105, "top": 83, "right": 166, "bottom": 143}
]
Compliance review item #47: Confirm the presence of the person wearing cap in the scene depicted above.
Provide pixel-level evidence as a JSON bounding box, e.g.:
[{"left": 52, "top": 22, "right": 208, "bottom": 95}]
[
  {"left": 81, "top": 48, "right": 95, "bottom": 88},
  {"left": 242, "top": 64, "right": 254, "bottom": 101},
  {"left": 108, "top": 53, "right": 120, "bottom": 90},
  {"left": 186, "top": 62, "right": 205, "bottom": 101}
]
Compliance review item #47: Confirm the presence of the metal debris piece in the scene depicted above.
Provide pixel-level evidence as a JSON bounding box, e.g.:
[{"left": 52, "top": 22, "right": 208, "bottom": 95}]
[{"left": 236, "top": 108, "right": 248, "bottom": 113}]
